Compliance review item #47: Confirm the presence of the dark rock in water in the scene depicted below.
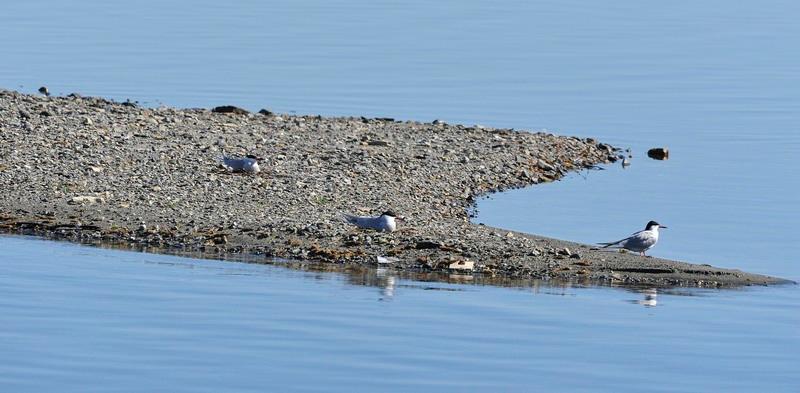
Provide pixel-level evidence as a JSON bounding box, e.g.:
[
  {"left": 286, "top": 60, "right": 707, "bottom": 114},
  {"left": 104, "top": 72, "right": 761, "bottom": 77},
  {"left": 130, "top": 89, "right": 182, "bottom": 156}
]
[
  {"left": 212, "top": 105, "right": 249, "bottom": 115},
  {"left": 375, "top": 117, "right": 394, "bottom": 122},
  {"left": 258, "top": 109, "right": 274, "bottom": 116},
  {"left": 38, "top": 86, "right": 50, "bottom": 96},
  {"left": 647, "top": 147, "right": 669, "bottom": 160}
]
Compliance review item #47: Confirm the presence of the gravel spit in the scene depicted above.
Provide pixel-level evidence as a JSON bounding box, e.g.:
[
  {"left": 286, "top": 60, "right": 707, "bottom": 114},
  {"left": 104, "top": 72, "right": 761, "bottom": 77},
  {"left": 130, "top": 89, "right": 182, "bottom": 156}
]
[{"left": 0, "top": 89, "right": 789, "bottom": 288}]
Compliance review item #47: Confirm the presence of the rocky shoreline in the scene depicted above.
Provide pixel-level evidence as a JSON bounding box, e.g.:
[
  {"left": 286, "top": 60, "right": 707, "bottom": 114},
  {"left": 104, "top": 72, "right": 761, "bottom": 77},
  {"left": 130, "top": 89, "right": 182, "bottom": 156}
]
[{"left": 0, "top": 89, "right": 789, "bottom": 288}]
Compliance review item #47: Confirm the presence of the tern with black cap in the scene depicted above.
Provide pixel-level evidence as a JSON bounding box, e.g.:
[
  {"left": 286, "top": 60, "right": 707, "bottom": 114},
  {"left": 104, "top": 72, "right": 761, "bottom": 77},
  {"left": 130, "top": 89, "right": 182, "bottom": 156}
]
[
  {"left": 342, "top": 211, "right": 403, "bottom": 232},
  {"left": 598, "top": 221, "right": 666, "bottom": 256}
]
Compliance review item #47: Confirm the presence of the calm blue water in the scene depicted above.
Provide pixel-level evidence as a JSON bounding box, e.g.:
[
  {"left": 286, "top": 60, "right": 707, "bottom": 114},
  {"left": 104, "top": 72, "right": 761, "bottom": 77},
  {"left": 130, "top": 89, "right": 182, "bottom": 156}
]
[
  {"left": 1, "top": 236, "right": 798, "bottom": 392},
  {"left": 1, "top": 0, "right": 799, "bottom": 391}
]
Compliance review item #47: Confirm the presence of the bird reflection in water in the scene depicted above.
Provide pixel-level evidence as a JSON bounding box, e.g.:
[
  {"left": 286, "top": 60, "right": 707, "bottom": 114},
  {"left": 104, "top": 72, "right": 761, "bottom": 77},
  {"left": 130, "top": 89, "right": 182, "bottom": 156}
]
[
  {"left": 376, "top": 267, "right": 397, "bottom": 300},
  {"left": 636, "top": 288, "right": 658, "bottom": 307}
]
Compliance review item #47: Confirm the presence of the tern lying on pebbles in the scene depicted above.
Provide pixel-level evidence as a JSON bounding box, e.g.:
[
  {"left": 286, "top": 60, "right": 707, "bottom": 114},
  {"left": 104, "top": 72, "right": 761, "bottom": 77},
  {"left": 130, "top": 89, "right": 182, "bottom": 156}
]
[
  {"left": 219, "top": 155, "right": 261, "bottom": 173},
  {"left": 597, "top": 220, "right": 666, "bottom": 256},
  {"left": 342, "top": 211, "right": 403, "bottom": 232}
]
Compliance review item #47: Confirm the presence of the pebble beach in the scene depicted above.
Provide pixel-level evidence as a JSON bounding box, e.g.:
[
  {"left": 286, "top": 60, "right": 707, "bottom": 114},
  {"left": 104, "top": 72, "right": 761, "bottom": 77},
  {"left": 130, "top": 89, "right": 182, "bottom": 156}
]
[{"left": 0, "top": 89, "right": 786, "bottom": 287}]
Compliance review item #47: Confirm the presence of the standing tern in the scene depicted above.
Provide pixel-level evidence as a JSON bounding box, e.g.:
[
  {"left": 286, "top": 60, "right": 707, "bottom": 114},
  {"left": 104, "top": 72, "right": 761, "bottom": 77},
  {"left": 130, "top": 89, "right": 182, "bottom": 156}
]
[
  {"left": 342, "top": 211, "right": 403, "bottom": 232},
  {"left": 598, "top": 221, "right": 666, "bottom": 256}
]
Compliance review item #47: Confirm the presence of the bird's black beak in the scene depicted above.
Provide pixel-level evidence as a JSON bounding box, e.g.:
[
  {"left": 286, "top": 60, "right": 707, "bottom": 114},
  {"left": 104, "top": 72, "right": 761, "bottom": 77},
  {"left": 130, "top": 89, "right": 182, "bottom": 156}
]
[{"left": 660, "top": 225, "right": 668, "bottom": 229}]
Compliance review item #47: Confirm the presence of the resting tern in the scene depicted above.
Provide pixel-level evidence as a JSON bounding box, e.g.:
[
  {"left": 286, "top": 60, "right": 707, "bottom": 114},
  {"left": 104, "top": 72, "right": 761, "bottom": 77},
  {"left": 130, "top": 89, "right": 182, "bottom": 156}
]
[
  {"left": 342, "top": 211, "right": 402, "bottom": 232},
  {"left": 598, "top": 221, "right": 666, "bottom": 256},
  {"left": 219, "top": 155, "right": 261, "bottom": 173}
]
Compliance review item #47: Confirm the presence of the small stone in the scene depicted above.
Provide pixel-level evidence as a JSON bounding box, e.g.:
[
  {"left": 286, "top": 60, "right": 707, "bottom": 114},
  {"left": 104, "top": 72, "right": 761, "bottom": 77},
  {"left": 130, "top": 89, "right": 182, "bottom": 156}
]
[
  {"left": 83, "top": 117, "right": 93, "bottom": 126},
  {"left": 647, "top": 147, "right": 669, "bottom": 160},
  {"left": 212, "top": 105, "right": 249, "bottom": 115},
  {"left": 415, "top": 240, "right": 442, "bottom": 249}
]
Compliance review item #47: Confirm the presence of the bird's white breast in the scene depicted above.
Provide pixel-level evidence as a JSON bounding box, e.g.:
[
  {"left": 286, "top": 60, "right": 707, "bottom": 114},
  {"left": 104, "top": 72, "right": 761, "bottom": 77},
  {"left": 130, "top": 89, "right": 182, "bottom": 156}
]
[{"left": 380, "top": 215, "right": 397, "bottom": 232}]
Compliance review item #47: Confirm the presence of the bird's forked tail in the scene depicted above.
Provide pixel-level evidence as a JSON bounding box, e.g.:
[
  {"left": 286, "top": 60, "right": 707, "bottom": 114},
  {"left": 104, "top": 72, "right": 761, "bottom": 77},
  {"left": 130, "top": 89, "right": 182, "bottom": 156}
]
[{"left": 341, "top": 213, "right": 359, "bottom": 225}]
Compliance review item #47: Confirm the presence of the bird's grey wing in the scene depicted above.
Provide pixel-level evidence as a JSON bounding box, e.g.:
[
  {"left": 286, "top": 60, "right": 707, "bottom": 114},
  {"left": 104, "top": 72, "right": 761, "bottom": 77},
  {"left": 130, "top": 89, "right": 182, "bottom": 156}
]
[
  {"left": 224, "top": 158, "right": 247, "bottom": 171},
  {"left": 627, "top": 229, "right": 646, "bottom": 238},
  {"left": 602, "top": 229, "right": 647, "bottom": 247},
  {"left": 355, "top": 216, "right": 381, "bottom": 229},
  {"left": 342, "top": 214, "right": 380, "bottom": 229},
  {"left": 342, "top": 213, "right": 360, "bottom": 224},
  {"left": 598, "top": 234, "right": 634, "bottom": 248},
  {"left": 625, "top": 231, "right": 657, "bottom": 250}
]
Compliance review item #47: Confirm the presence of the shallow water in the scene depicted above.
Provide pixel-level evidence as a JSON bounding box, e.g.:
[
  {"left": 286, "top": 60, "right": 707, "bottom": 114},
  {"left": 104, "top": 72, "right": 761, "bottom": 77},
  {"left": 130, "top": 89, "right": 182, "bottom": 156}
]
[
  {"left": 1, "top": 0, "right": 799, "bottom": 390},
  {"left": 1, "top": 236, "right": 798, "bottom": 392}
]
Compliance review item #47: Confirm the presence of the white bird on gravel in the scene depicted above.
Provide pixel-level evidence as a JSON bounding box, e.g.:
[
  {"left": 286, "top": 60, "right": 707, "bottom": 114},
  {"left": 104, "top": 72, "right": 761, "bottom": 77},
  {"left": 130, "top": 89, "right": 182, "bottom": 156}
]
[
  {"left": 597, "top": 220, "right": 666, "bottom": 256},
  {"left": 219, "top": 155, "right": 261, "bottom": 173},
  {"left": 342, "top": 211, "right": 403, "bottom": 232}
]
